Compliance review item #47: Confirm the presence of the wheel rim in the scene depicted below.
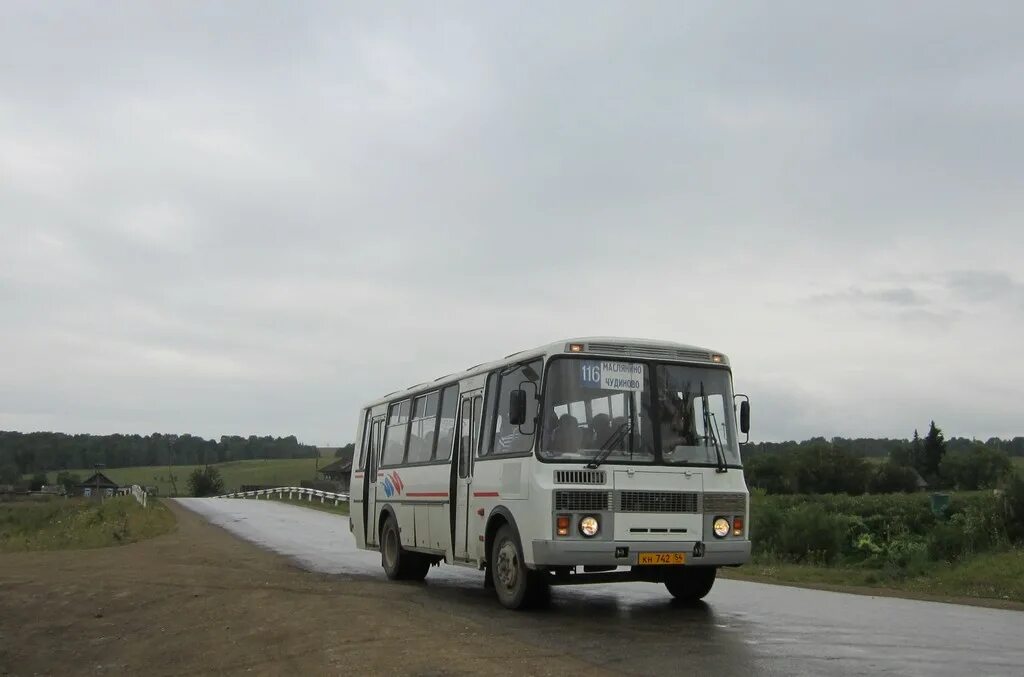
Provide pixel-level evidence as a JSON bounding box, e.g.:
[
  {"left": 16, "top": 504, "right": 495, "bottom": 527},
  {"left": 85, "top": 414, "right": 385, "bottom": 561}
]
[
  {"left": 494, "top": 539, "right": 519, "bottom": 591},
  {"left": 384, "top": 526, "right": 398, "bottom": 568}
]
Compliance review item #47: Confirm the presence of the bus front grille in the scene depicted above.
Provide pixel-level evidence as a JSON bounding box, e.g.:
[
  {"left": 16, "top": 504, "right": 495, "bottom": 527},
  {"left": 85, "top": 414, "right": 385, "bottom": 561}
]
[
  {"left": 554, "top": 490, "right": 612, "bottom": 512},
  {"left": 617, "top": 490, "right": 700, "bottom": 513}
]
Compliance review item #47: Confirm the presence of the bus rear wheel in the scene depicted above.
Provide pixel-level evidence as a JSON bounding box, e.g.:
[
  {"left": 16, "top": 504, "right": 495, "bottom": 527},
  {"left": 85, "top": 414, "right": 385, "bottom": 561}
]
[
  {"left": 664, "top": 566, "right": 717, "bottom": 602},
  {"left": 491, "top": 524, "right": 548, "bottom": 609},
  {"left": 380, "top": 514, "right": 429, "bottom": 581}
]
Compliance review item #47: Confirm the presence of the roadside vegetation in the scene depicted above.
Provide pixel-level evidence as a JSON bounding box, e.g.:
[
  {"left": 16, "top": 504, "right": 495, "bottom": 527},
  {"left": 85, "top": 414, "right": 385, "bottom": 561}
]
[
  {"left": 0, "top": 496, "right": 176, "bottom": 552},
  {"left": 737, "top": 423, "right": 1024, "bottom": 603}
]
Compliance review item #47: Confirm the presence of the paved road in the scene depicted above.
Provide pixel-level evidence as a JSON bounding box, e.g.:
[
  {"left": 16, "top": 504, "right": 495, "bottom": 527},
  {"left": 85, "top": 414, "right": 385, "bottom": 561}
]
[{"left": 178, "top": 498, "right": 1024, "bottom": 676}]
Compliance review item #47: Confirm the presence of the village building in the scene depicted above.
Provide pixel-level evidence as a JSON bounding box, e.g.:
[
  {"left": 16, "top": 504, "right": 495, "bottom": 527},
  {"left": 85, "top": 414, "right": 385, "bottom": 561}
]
[
  {"left": 76, "top": 472, "right": 120, "bottom": 498},
  {"left": 316, "top": 447, "right": 355, "bottom": 493}
]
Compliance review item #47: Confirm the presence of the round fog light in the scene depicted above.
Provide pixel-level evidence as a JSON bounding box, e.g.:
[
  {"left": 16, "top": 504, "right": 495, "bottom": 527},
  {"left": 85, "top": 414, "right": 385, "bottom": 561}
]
[
  {"left": 713, "top": 517, "right": 730, "bottom": 538},
  {"left": 579, "top": 516, "right": 600, "bottom": 537}
]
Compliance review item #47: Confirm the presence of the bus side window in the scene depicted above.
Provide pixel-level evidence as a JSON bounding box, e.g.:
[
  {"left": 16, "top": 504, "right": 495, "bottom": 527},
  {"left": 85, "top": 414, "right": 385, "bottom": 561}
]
[
  {"left": 491, "top": 359, "right": 541, "bottom": 456},
  {"left": 479, "top": 372, "right": 498, "bottom": 457},
  {"left": 358, "top": 410, "right": 371, "bottom": 470},
  {"left": 381, "top": 400, "right": 409, "bottom": 466},
  {"left": 435, "top": 385, "right": 458, "bottom": 461},
  {"left": 459, "top": 397, "right": 472, "bottom": 478}
]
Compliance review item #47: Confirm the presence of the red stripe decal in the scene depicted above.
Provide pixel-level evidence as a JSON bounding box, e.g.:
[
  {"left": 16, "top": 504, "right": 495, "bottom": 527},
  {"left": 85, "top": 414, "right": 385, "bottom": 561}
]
[
  {"left": 353, "top": 472, "right": 364, "bottom": 478},
  {"left": 473, "top": 491, "right": 500, "bottom": 498},
  {"left": 405, "top": 492, "right": 449, "bottom": 498}
]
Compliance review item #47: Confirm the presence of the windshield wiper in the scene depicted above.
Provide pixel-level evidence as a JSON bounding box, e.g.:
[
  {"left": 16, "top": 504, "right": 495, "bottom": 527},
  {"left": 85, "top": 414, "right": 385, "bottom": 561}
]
[
  {"left": 700, "top": 381, "right": 728, "bottom": 473},
  {"left": 586, "top": 419, "right": 632, "bottom": 470}
]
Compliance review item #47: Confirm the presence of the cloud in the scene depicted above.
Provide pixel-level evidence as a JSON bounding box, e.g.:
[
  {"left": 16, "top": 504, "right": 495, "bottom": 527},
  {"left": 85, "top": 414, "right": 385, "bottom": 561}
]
[{"left": 2, "top": 2, "right": 1024, "bottom": 443}]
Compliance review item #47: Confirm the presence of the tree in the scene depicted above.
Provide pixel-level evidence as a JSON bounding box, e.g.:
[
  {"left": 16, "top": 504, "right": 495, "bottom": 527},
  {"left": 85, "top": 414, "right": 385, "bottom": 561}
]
[
  {"left": 922, "top": 421, "right": 946, "bottom": 480},
  {"left": 188, "top": 466, "right": 225, "bottom": 497},
  {"left": 869, "top": 462, "right": 920, "bottom": 493},
  {"left": 0, "top": 462, "right": 20, "bottom": 484},
  {"left": 55, "top": 471, "right": 82, "bottom": 493},
  {"left": 29, "top": 473, "right": 48, "bottom": 491},
  {"left": 335, "top": 443, "right": 355, "bottom": 458},
  {"left": 939, "top": 443, "right": 1012, "bottom": 490}
]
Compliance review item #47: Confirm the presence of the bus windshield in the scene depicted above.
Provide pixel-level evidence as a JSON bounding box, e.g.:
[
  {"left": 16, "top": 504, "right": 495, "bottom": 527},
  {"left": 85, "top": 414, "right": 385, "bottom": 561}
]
[{"left": 539, "top": 357, "right": 741, "bottom": 466}]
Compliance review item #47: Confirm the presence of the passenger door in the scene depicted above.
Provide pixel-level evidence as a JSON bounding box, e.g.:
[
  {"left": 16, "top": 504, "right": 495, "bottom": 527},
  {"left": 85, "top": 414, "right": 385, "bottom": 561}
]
[
  {"left": 364, "top": 416, "right": 385, "bottom": 547},
  {"left": 451, "top": 391, "right": 482, "bottom": 560}
]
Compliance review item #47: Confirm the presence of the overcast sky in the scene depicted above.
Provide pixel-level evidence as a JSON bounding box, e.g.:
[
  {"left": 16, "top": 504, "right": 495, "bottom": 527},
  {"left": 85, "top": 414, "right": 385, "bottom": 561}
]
[{"left": 2, "top": 2, "right": 1022, "bottom": 445}]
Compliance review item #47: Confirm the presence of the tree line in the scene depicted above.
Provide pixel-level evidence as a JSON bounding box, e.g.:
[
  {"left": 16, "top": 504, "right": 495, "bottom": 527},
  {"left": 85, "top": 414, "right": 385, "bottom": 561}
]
[
  {"left": 745, "top": 422, "right": 1019, "bottom": 495},
  {"left": 0, "top": 431, "right": 318, "bottom": 482}
]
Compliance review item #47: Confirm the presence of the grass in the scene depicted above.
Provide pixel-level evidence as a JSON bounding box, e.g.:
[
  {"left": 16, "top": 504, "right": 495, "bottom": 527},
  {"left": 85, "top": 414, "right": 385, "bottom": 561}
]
[
  {"left": 725, "top": 549, "right": 1024, "bottom": 605},
  {"left": 0, "top": 496, "right": 176, "bottom": 552},
  {"left": 41, "top": 458, "right": 323, "bottom": 497}
]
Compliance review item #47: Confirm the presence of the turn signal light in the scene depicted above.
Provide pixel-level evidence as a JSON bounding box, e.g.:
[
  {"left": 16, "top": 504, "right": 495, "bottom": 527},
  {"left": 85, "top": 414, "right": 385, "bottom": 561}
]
[
  {"left": 732, "top": 516, "right": 744, "bottom": 536},
  {"left": 556, "top": 515, "right": 570, "bottom": 536}
]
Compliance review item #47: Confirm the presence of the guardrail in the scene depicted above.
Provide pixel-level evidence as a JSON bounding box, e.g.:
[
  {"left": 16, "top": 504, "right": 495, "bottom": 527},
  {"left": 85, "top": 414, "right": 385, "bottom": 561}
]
[
  {"left": 130, "top": 484, "right": 147, "bottom": 507},
  {"left": 214, "top": 486, "right": 349, "bottom": 506}
]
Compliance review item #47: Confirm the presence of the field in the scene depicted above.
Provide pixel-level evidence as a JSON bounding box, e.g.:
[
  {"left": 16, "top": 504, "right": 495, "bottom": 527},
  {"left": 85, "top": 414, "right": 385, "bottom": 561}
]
[
  {"left": 42, "top": 458, "right": 323, "bottom": 496},
  {"left": 0, "top": 496, "right": 176, "bottom": 552}
]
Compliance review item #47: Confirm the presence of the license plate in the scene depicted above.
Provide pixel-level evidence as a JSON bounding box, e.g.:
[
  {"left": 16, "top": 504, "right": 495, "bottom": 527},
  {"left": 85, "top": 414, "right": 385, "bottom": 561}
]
[{"left": 637, "top": 552, "right": 686, "bottom": 565}]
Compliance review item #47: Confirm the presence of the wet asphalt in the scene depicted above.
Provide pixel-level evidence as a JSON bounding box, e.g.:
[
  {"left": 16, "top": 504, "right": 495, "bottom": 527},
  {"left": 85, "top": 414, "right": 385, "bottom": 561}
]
[{"left": 176, "top": 498, "right": 1024, "bottom": 676}]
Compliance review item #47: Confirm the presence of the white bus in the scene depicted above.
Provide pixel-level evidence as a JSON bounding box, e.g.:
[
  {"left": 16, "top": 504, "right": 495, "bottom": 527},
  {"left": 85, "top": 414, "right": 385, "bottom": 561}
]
[{"left": 349, "top": 337, "right": 751, "bottom": 609}]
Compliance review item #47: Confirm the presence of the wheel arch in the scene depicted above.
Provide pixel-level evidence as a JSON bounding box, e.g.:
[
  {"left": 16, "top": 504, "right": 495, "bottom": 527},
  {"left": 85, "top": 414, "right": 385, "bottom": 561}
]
[
  {"left": 377, "top": 503, "right": 396, "bottom": 539},
  {"left": 484, "top": 505, "right": 521, "bottom": 565}
]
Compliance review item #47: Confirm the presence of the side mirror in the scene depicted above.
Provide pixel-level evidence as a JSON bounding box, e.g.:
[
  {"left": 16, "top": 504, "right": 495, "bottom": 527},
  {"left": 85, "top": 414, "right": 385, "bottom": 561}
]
[
  {"left": 509, "top": 389, "right": 527, "bottom": 426},
  {"left": 739, "top": 400, "right": 750, "bottom": 434}
]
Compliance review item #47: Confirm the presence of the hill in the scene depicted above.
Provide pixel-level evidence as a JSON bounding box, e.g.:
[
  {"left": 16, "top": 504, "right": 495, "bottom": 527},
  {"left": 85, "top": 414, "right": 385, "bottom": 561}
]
[{"left": 40, "top": 458, "right": 324, "bottom": 497}]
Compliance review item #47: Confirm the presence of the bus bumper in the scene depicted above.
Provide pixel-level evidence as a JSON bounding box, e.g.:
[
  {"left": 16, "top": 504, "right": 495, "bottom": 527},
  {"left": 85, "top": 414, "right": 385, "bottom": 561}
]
[{"left": 529, "top": 539, "right": 751, "bottom": 568}]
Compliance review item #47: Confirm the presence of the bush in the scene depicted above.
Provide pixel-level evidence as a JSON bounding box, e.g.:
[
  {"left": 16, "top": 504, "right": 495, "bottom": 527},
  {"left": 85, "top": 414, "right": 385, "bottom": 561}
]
[
  {"left": 928, "top": 522, "right": 973, "bottom": 563},
  {"left": 28, "top": 473, "right": 48, "bottom": 491},
  {"left": 750, "top": 490, "right": 784, "bottom": 555},
  {"left": 777, "top": 504, "right": 848, "bottom": 564},
  {"left": 188, "top": 466, "right": 225, "bottom": 497},
  {"left": 870, "top": 462, "right": 920, "bottom": 494},
  {"left": 1005, "top": 473, "right": 1024, "bottom": 544}
]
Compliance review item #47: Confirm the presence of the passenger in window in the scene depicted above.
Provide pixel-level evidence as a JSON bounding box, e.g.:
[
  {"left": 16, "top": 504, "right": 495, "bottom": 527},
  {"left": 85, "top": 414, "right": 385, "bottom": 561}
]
[
  {"left": 551, "top": 414, "right": 581, "bottom": 453},
  {"left": 591, "top": 413, "right": 612, "bottom": 449}
]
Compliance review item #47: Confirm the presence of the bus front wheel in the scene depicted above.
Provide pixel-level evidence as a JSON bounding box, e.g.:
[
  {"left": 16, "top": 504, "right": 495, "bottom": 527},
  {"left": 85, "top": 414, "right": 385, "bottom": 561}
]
[
  {"left": 491, "top": 524, "right": 548, "bottom": 609},
  {"left": 380, "top": 514, "right": 429, "bottom": 581},
  {"left": 664, "top": 566, "right": 717, "bottom": 602}
]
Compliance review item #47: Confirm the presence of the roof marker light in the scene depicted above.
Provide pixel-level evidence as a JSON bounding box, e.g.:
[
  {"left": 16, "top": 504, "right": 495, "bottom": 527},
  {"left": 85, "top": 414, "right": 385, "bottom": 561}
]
[{"left": 569, "top": 343, "right": 585, "bottom": 353}]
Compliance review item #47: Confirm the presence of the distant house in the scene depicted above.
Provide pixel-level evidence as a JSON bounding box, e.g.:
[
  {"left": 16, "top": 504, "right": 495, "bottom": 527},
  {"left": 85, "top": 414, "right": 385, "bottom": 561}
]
[
  {"left": 317, "top": 448, "right": 355, "bottom": 492},
  {"left": 76, "top": 472, "right": 119, "bottom": 498}
]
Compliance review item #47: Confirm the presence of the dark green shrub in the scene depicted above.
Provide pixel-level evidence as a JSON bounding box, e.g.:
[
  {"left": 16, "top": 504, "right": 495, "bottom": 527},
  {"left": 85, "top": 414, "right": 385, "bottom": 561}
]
[
  {"left": 928, "top": 522, "right": 973, "bottom": 563},
  {"left": 750, "top": 492, "right": 785, "bottom": 556},
  {"left": 870, "top": 463, "right": 920, "bottom": 494},
  {"left": 778, "top": 504, "right": 848, "bottom": 564},
  {"left": 1005, "top": 473, "right": 1024, "bottom": 544},
  {"left": 188, "top": 465, "right": 225, "bottom": 497}
]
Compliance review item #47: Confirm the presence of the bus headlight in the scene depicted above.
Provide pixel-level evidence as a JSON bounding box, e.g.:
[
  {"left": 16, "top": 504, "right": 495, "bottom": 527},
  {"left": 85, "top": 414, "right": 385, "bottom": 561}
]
[
  {"left": 713, "top": 517, "right": 730, "bottom": 538},
  {"left": 579, "top": 516, "right": 600, "bottom": 538}
]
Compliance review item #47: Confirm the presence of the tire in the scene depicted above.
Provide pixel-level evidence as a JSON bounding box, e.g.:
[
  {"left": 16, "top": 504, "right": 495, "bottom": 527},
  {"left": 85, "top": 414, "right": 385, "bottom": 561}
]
[
  {"left": 490, "top": 523, "right": 546, "bottom": 609},
  {"left": 380, "top": 514, "right": 430, "bottom": 582},
  {"left": 664, "top": 566, "right": 717, "bottom": 602}
]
